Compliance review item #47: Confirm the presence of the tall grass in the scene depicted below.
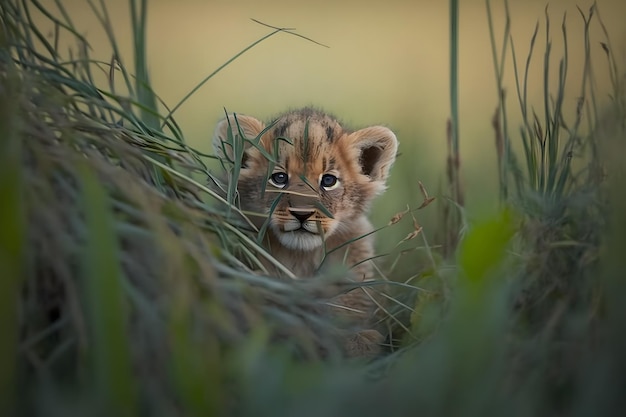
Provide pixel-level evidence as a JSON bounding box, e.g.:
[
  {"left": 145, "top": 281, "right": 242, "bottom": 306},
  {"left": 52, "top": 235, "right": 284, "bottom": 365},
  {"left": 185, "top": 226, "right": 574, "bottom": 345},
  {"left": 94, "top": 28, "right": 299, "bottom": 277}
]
[
  {"left": 2, "top": 0, "right": 626, "bottom": 416},
  {"left": 1, "top": 2, "right": 353, "bottom": 416},
  {"left": 439, "top": 0, "right": 465, "bottom": 257},
  {"left": 487, "top": 0, "right": 614, "bottom": 341}
]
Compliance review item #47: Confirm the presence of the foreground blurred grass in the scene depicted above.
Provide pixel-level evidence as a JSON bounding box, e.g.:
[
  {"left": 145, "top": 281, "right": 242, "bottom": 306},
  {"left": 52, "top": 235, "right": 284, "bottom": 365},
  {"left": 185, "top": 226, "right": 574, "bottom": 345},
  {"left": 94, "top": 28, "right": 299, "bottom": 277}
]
[{"left": 1, "top": 0, "right": 625, "bottom": 416}]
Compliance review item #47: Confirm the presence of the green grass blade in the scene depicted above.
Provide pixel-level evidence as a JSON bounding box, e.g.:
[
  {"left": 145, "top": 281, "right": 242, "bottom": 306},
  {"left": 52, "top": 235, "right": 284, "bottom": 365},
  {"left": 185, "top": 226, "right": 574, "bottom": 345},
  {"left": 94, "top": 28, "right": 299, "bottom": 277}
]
[
  {"left": 163, "top": 20, "right": 327, "bottom": 126},
  {"left": 541, "top": 7, "right": 552, "bottom": 195},
  {"left": 0, "top": 68, "right": 24, "bottom": 417},
  {"left": 85, "top": 0, "right": 134, "bottom": 98},
  {"left": 50, "top": 0, "right": 84, "bottom": 38},
  {"left": 257, "top": 193, "right": 283, "bottom": 245},
  {"left": 449, "top": 0, "right": 460, "bottom": 171},
  {"left": 21, "top": 0, "right": 59, "bottom": 59},
  {"left": 79, "top": 162, "right": 137, "bottom": 417},
  {"left": 130, "top": 0, "right": 159, "bottom": 131},
  {"left": 163, "top": 28, "right": 284, "bottom": 126},
  {"left": 519, "top": 127, "right": 535, "bottom": 189},
  {"left": 547, "top": 14, "right": 569, "bottom": 196},
  {"left": 169, "top": 293, "right": 222, "bottom": 417}
]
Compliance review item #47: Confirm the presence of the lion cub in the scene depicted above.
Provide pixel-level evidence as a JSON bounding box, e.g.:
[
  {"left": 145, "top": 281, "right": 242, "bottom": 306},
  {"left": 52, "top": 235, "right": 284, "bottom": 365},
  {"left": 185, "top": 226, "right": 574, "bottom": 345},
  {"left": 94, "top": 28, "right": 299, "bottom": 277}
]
[{"left": 213, "top": 107, "right": 398, "bottom": 356}]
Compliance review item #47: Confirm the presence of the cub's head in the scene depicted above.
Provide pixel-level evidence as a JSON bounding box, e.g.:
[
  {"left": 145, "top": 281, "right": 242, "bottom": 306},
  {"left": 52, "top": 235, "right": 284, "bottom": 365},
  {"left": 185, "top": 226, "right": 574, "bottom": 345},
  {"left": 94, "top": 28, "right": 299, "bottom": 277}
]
[{"left": 213, "top": 108, "right": 397, "bottom": 251}]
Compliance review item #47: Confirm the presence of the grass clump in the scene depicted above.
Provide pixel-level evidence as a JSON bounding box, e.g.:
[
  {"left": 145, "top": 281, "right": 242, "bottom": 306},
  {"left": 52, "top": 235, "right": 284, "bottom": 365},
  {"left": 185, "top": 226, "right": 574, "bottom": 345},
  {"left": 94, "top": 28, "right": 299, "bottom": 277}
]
[
  {"left": 2, "top": 0, "right": 626, "bottom": 416},
  {"left": 1, "top": 1, "right": 352, "bottom": 415},
  {"left": 488, "top": 0, "right": 611, "bottom": 347},
  {"left": 484, "top": 0, "right": 625, "bottom": 409}
]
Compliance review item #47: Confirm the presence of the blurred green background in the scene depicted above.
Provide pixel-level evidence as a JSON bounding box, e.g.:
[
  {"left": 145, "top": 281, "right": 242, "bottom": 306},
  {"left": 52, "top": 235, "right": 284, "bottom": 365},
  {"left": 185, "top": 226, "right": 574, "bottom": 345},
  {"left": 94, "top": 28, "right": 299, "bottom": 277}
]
[{"left": 36, "top": 0, "right": 626, "bottom": 242}]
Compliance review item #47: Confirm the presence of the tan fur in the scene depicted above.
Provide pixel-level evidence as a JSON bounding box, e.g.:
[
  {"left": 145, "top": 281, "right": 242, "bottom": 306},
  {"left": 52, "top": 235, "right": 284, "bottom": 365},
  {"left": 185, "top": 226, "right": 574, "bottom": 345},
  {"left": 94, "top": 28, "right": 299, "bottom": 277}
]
[{"left": 212, "top": 108, "right": 398, "bottom": 356}]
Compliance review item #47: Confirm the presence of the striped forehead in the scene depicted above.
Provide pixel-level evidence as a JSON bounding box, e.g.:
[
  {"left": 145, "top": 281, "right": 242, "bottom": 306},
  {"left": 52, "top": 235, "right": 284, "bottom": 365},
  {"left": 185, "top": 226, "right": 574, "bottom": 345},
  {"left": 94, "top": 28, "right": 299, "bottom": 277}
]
[
  {"left": 272, "top": 109, "right": 341, "bottom": 143},
  {"left": 271, "top": 116, "right": 342, "bottom": 173}
]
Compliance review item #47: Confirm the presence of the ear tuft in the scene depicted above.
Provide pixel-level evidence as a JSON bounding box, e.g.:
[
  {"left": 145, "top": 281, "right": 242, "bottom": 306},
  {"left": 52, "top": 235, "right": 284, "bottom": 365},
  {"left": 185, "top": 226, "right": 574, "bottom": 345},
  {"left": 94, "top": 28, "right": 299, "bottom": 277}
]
[
  {"left": 212, "top": 114, "right": 265, "bottom": 163},
  {"left": 347, "top": 126, "right": 398, "bottom": 186}
]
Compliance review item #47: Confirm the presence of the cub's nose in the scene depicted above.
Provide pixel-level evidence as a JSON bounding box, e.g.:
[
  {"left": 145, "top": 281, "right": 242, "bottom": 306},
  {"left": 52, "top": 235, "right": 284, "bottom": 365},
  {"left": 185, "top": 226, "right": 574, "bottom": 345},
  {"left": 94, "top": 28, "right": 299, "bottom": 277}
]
[{"left": 288, "top": 207, "right": 316, "bottom": 224}]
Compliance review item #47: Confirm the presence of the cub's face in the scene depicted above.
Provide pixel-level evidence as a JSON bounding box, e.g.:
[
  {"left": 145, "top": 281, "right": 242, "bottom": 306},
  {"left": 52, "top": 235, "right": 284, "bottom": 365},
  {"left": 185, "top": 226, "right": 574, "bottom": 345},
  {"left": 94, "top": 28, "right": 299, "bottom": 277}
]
[{"left": 213, "top": 108, "right": 397, "bottom": 252}]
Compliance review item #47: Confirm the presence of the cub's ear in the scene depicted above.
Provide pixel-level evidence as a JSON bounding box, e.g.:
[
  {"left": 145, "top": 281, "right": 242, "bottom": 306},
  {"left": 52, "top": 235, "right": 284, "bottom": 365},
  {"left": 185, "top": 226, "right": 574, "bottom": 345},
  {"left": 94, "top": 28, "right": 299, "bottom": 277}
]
[
  {"left": 347, "top": 126, "right": 398, "bottom": 188},
  {"left": 212, "top": 114, "right": 265, "bottom": 164}
]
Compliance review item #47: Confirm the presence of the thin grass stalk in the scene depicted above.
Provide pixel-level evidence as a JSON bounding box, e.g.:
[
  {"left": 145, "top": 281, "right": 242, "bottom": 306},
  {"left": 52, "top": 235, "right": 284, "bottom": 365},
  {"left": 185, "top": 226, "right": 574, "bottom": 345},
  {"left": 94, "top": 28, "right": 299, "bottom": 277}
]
[
  {"left": 540, "top": 6, "right": 552, "bottom": 194},
  {"left": 51, "top": 0, "right": 81, "bottom": 36},
  {"left": 546, "top": 14, "right": 568, "bottom": 197},
  {"left": 510, "top": 31, "right": 533, "bottom": 191},
  {"left": 578, "top": 5, "right": 602, "bottom": 185},
  {"left": 508, "top": 7, "right": 600, "bottom": 200},
  {"left": 449, "top": 0, "right": 459, "bottom": 159},
  {"left": 510, "top": 21, "right": 540, "bottom": 191},
  {"left": 21, "top": 0, "right": 57, "bottom": 59},
  {"left": 449, "top": 0, "right": 462, "bottom": 213},
  {"left": 594, "top": 5, "right": 622, "bottom": 111},
  {"left": 14, "top": 1, "right": 33, "bottom": 58},
  {"left": 129, "top": 0, "right": 159, "bottom": 131},
  {"left": 525, "top": 26, "right": 540, "bottom": 192},
  {"left": 441, "top": 0, "right": 463, "bottom": 256},
  {"left": 222, "top": 222, "right": 296, "bottom": 278},
  {"left": 85, "top": 0, "right": 169, "bottom": 187},
  {"left": 497, "top": 1, "right": 511, "bottom": 80},
  {"left": 486, "top": 0, "right": 512, "bottom": 202},
  {"left": 86, "top": 0, "right": 135, "bottom": 99},
  {"left": 554, "top": 6, "right": 601, "bottom": 195},
  {"left": 524, "top": 28, "right": 542, "bottom": 190},
  {"left": 225, "top": 113, "right": 244, "bottom": 206},
  {"left": 162, "top": 20, "right": 328, "bottom": 126}
]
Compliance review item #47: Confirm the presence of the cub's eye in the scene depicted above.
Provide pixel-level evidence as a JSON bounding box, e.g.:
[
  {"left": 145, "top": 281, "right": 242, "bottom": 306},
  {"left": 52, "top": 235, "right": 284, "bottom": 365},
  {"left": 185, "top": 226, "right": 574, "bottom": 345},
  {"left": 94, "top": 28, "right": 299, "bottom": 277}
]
[
  {"left": 320, "top": 173, "right": 339, "bottom": 190},
  {"left": 269, "top": 172, "right": 288, "bottom": 188}
]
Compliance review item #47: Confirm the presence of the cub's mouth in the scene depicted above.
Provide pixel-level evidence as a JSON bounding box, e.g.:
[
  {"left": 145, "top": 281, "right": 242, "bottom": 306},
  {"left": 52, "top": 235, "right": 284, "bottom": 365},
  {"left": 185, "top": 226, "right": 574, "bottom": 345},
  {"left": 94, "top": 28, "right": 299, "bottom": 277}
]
[
  {"left": 281, "top": 207, "right": 323, "bottom": 235},
  {"left": 282, "top": 219, "right": 321, "bottom": 234},
  {"left": 270, "top": 208, "right": 328, "bottom": 250}
]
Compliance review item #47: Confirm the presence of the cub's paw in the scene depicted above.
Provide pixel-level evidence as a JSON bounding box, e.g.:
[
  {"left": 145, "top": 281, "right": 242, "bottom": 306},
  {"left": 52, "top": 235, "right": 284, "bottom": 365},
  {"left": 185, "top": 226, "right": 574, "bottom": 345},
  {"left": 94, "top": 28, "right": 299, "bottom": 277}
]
[{"left": 344, "top": 329, "right": 384, "bottom": 358}]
